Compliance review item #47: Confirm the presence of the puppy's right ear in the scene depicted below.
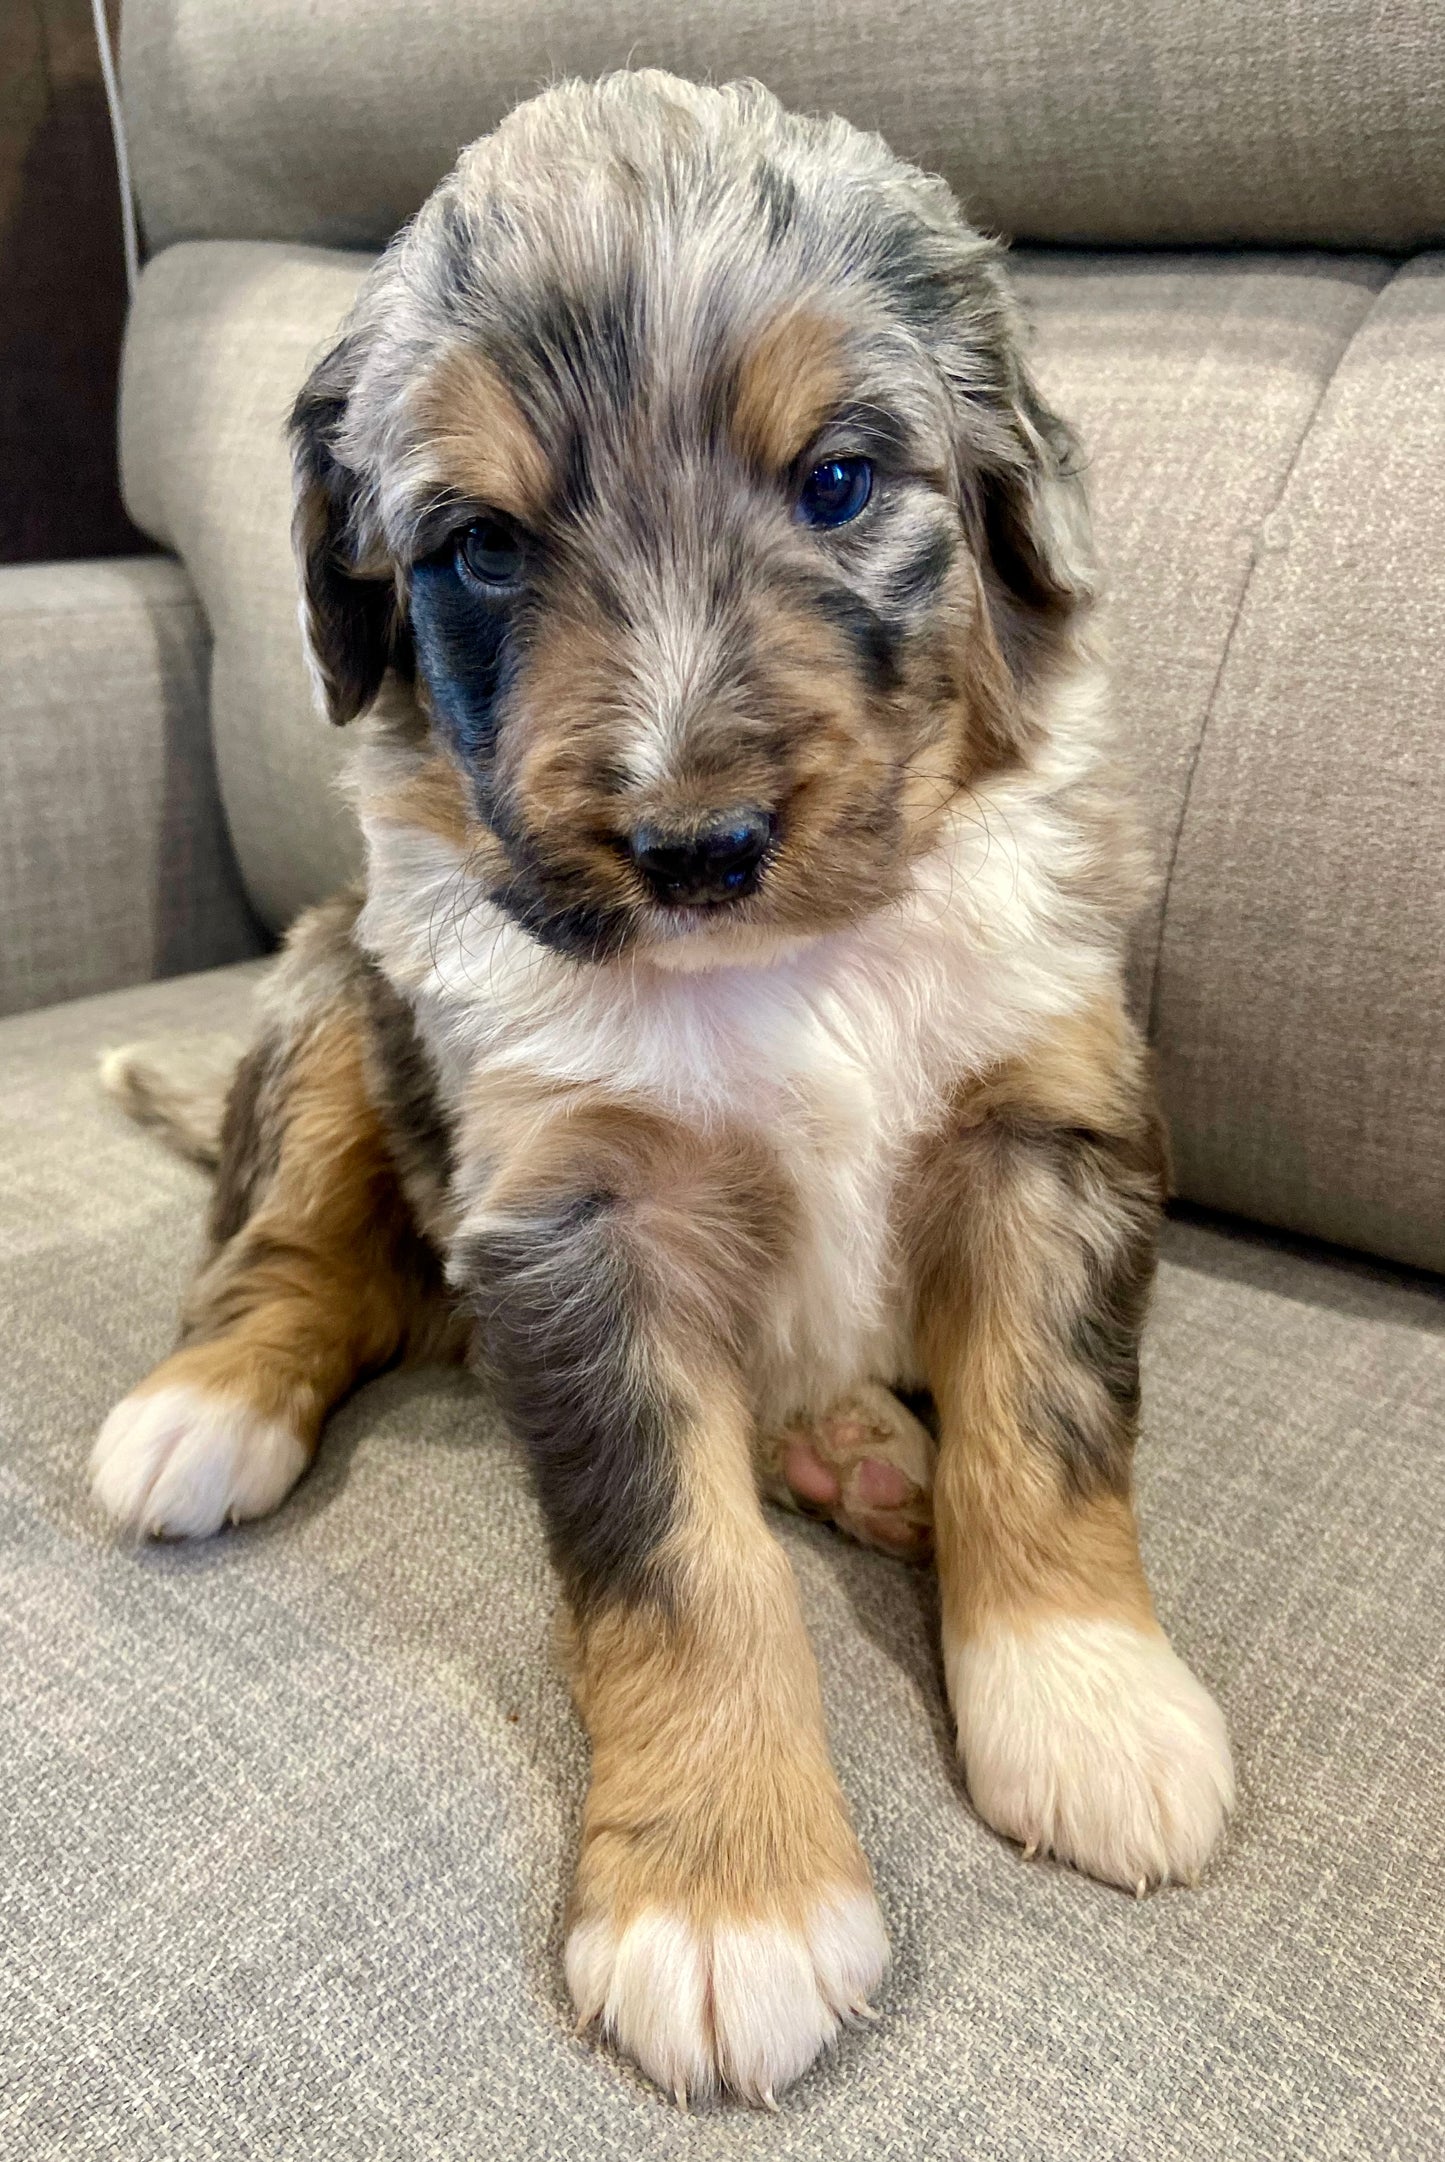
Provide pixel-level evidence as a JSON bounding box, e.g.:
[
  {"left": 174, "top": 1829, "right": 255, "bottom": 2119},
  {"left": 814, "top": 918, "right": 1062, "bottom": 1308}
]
[{"left": 290, "top": 337, "right": 404, "bottom": 725}]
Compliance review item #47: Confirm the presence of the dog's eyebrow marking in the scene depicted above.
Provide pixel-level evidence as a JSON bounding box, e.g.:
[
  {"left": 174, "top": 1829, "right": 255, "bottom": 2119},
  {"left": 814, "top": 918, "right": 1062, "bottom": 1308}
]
[
  {"left": 409, "top": 347, "right": 552, "bottom": 527},
  {"left": 732, "top": 306, "right": 847, "bottom": 474}
]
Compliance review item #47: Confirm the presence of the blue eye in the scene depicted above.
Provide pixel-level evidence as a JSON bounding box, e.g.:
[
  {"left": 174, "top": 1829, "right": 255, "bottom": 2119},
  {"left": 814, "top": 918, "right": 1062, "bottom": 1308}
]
[
  {"left": 456, "top": 515, "right": 525, "bottom": 586},
  {"left": 796, "top": 456, "right": 873, "bottom": 529}
]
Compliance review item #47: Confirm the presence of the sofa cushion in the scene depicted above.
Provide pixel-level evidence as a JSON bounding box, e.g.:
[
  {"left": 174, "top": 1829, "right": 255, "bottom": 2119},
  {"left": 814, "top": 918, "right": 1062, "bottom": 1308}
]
[
  {"left": 119, "top": 239, "right": 1445, "bottom": 1273},
  {"left": 1153, "top": 257, "right": 1445, "bottom": 1273},
  {"left": 2, "top": 964, "right": 1442, "bottom": 2157},
  {"left": 119, "top": 0, "right": 1445, "bottom": 254},
  {"left": 119, "top": 246, "right": 367, "bottom": 933},
  {"left": 1011, "top": 254, "right": 1386, "bottom": 1004},
  {"left": 0, "top": 557, "right": 263, "bottom": 1018}
]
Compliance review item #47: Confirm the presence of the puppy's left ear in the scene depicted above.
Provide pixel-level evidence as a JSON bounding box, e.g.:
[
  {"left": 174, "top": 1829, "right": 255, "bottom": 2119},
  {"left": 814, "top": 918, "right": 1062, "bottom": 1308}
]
[
  {"left": 972, "top": 362, "right": 1095, "bottom": 697},
  {"left": 290, "top": 337, "right": 407, "bottom": 725},
  {"left": 917, "top": 201, "right": 1098, "bottom": 713}
]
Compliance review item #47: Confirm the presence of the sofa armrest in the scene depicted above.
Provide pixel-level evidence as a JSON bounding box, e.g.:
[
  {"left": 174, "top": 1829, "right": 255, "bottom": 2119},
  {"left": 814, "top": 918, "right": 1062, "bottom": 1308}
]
[{"left": 0, "top": 556, "right": 266, "bottom": 1018}]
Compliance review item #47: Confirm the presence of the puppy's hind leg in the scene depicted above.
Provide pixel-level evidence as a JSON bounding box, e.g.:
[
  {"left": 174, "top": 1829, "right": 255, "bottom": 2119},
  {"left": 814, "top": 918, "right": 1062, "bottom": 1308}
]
[
  {"left": 758, "top": 1384, "right": 936, "bottom": 1562},
  {"left": 92, "top": 909, "right": 456, "bottom": 1538}
]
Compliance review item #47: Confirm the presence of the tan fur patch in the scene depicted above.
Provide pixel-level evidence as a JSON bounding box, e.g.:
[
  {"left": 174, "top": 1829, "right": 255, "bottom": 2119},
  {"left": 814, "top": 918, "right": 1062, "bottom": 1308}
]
[
  {"left": 374, "top": 752, "right": 475, "bottom": 849},
  {"left": 568, "top": 1535, "right": 871, "bottom": 1933},
  {"left": 410, "top": 345, "right": 552, "bottom": 523},
  {"left": 954, "top": 996, "right": 1154, "bottom": 1143},
  {"left": 906, "top": 993, "right": 1165, "bottom": 1644},
  {"left": 466, "top": 1080, "right": 796, "bottom": 1354},
  {"left": 566, "top": 1343, "right": 868, "bottom": 1935},
  {"left": 146, "top": 1011, "right": 460, "bottom": 1451},
  {"left": 732, "top": 306, "right": 846, "bottom": 473},
  {"left": 933, "top": 1444, "right": 1154, "bottom": 1640},
  {"left": 490, "top": 585, "right": 650, "bottom": 917}
]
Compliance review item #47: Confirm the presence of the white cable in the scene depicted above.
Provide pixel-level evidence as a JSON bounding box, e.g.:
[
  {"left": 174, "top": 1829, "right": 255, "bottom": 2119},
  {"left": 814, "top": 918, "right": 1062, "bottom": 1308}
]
[{"left": 91, "top": 0, "right": 140, "bottom": 296}]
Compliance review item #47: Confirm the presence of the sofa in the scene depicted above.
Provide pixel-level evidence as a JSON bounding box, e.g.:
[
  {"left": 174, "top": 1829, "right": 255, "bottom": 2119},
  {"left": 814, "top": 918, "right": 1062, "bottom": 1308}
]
[{"left": 3, "top": 4, "right": 1442, "bottom": 2155}]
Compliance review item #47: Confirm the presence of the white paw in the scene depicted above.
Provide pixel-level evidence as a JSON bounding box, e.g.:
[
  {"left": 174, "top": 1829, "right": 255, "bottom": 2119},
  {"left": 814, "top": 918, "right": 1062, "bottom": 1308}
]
[
  {"left": 565, "top": 1887, "right": 887, "bottom": 2106},
  {"left": 949, "top": 1616, "right": 1235, "bottom": 1891},
  {"left": 90, "top": 1382, "right": 308, "bottom": 1538}
]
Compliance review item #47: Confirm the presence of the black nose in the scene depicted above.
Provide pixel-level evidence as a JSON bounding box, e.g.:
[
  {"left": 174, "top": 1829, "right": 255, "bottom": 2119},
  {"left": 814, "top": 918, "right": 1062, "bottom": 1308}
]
[{"left": 629, "top": 807, "right": 774, "bottom": 907}]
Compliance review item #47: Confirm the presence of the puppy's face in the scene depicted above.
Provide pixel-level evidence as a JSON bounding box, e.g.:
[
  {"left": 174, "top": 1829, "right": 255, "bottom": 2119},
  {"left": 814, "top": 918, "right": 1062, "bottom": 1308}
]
[{"left": 295, "top": 75, "right": 1089, "bottom": 964}]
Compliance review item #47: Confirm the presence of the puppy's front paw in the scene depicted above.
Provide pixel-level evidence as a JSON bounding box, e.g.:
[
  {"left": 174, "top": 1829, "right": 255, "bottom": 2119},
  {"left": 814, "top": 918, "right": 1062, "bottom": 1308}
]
[
  {"left": 567, "top": 1887, "right": 886, "bottom": 2107},
  {"left": 565, "top": 1769, "right": 887, "bottom": 2105},
  {"left": 91, "top": 1379, "right": 307, "bottom": 1538},
  {"left": 948, "top": 1616, "right": 1234, "bottom": 1892}
]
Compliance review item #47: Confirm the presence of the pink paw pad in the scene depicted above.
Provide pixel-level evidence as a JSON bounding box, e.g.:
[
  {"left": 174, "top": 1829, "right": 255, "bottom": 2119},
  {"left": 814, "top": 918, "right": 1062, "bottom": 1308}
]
[
  {"left": 783, "top": 1440, "right": 842, "bottom": 1508},
  {"left": 773, "top": 1393, "right": 936, "bottom": 1563},
  {"left": 853, "top": 1457, "right": 913, "bottom": 1508}
]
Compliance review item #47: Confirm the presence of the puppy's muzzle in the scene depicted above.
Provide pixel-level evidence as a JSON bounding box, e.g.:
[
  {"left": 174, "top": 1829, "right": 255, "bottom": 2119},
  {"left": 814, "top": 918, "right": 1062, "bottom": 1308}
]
[{"left": 628, "top": 806, "right": 774, "bottom": 908}]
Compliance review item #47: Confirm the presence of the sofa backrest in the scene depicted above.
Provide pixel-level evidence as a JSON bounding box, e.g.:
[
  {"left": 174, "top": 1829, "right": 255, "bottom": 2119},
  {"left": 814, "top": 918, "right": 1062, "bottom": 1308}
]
[{"left": 120, "top": 0, "right": 1445, "bottom": 254}]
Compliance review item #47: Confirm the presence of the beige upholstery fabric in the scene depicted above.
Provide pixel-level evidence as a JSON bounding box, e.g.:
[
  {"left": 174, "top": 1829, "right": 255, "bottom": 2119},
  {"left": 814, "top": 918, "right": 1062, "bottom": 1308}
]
[
  {"left": 1016, "top": 255, "right": 1387, "bottom": 999},
  {"left": 0, "top": 558, "right": 262, "bottom": 1018},
  {"left": 119, "top": 0, "right": 1445, "bottom": 255},
  {"left": 119, "top": 246, "right": 367, "bottom": 933},
  {"left": 2, "top": 963, "right": 1442, "bottom": 2158},
  {"left": 118, "top": 239, "right": 1444, "bottom": 1271},
  {"left": 1156, "top": 259, "right": 1445, "bottom": 1273}
]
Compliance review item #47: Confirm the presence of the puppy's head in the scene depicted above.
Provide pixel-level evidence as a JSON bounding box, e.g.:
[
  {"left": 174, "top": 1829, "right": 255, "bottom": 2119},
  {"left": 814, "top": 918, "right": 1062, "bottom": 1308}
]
[{"left": 292, "top": 72, "right": 1093, "bottom": 965}]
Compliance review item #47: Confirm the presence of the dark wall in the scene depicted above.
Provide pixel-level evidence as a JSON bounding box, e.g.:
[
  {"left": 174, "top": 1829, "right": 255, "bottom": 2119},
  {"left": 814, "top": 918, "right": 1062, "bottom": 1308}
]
[{"left": 0, "top": 0, "right": 149, "bottom": 563}]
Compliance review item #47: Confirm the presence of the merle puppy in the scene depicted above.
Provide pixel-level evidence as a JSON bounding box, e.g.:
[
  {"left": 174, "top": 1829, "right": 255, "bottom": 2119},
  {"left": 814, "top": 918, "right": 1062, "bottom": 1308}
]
[{"left": 93, "top": 72, "right": 1233, "bottom": 2108}]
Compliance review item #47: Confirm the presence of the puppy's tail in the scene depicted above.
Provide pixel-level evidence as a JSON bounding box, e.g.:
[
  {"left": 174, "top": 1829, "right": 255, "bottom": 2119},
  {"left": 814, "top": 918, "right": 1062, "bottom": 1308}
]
[{"left": 98, "top": 1035, "right": 247, "bottom": 1170}]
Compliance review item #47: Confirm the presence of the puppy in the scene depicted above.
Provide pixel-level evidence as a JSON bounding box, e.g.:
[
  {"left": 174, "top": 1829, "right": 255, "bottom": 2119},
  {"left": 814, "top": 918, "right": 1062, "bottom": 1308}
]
[{"left": 92, "top": 72, "right": 1234, "bottom": 2107}]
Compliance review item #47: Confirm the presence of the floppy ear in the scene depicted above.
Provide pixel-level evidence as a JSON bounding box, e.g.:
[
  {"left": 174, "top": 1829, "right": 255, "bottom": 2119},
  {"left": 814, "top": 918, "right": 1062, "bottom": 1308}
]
[
  {"left": 968, "top": 359, "right": 1096, "bottom": 700},
  {"left": 290, "top": 338, "right": 408, "bottom": 725}
]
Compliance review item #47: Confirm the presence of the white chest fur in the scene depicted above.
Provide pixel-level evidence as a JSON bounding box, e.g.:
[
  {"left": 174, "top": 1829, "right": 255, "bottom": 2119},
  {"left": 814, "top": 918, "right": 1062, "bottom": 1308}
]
[{"left": 352, "top": 714, "right": 1117, "bottom": 1419}]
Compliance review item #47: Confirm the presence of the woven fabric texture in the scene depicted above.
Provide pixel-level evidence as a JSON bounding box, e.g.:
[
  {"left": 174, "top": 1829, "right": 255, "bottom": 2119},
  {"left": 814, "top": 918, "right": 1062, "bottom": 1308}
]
[
  {"left": 119, "top": 0, "right": 1445, "bottom": 254},
  {"left": 1154, "top": 258, "right": 1445, "bottom": 1273},
  {"left": 1, "top": 964, "right": 1441, "bottom": 2159},
  {"left": 0, "top": 558, "right": 262, "bottom": 1018},
  {"left": 118, "top": 246, "right": 367, "bottom": 933}
]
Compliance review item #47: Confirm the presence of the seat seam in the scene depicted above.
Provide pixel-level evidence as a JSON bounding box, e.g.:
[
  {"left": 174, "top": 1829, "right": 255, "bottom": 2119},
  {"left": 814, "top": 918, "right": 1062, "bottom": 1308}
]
[{"left": 1143, "top": 259, "right": 1403, "bottom": 1045}]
